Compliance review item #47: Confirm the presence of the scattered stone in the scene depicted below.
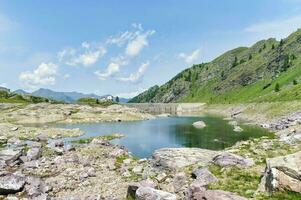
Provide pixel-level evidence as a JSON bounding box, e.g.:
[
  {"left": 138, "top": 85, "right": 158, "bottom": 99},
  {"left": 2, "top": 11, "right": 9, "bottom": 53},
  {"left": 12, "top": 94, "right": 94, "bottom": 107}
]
[
  {"left": 10, "top": 127, "right": 18, "bottom": 131},
  {"left": 136, "top": 186, "right": 176, "bottom": 200},
  {"left": 132, "top": 165, "right": 143, "bottom": 174},
  {"left": 123, "top": 159, "right": 131, "bottom": 165},
  {"left": 0, "top": 136, "right": 7, "bottom": 144},
  {"left": 212, "top": 152, "right": 254, "bottom": 168},
  {"left": 193, "top": 121, "right": 206, "bottom": 129},
  {"left": 228, "top": 121, "right": 238, "bottom": 126},
  {"left": 0, "top": 172, "right": 25, "bottom": 195},
  {"left": 191, "top": 167, "right": 218, "bottom": 186},
  {"left": 156, "top": 173, "right": 167, "bottom": 182},
  {"left": 259, "top": 151, "right": 301, "bottom": 193},
  {"left": 153, "top": 148, "right": 219, "bottom": 169}
]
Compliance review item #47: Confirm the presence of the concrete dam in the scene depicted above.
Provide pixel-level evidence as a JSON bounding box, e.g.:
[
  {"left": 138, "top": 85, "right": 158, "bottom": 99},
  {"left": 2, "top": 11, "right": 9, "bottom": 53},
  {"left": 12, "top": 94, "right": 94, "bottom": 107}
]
[{"left": 125, "top": 103, "right": 206, "bottom": 115}]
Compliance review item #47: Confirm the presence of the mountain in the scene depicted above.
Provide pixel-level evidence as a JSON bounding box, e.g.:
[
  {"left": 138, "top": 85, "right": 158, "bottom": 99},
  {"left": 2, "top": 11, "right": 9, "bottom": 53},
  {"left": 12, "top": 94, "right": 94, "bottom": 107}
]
[
  {"left": 14, "top": 89, "right": 30, "bottom": 95},
  {"left": 31, "top": 88, "right": 103, "bottom": 103},
  {"left": 130, "top": 29, "right": 301, "bottom": 103}
]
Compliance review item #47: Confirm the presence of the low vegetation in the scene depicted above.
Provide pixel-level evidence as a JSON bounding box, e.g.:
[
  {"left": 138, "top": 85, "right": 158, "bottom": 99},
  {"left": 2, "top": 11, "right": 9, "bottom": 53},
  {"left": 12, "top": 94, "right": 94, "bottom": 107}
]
[{"left": 77, "top": 97, "right": 115, "bottom": 107}]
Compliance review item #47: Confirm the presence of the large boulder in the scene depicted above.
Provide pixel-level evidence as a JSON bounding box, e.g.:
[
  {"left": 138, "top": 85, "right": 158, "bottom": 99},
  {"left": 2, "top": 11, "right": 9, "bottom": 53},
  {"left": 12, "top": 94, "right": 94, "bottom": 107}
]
[
  {"left": 0, "top": 172, "right": 26, "bottom": 195},
  {"left": 193, "top": 121, "right": 206, "bottom": 129},
  {"left": 212, "top": 152, "right": 254, "bottom": 168},
  {"left": 135, "top": 186, "right": 176, "bottom": 200},
  {"left": 259, "top": 151, "right": 301, "bottom": 193},
  {"left": 153, "top": 148, "right": 219, "bottom": 169}
]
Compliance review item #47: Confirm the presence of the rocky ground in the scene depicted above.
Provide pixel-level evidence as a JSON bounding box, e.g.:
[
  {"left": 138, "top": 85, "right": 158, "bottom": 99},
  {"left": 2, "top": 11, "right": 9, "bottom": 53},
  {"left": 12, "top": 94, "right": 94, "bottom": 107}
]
[{"left": 0, "top": 102, "right": 301, "bottom": 199}]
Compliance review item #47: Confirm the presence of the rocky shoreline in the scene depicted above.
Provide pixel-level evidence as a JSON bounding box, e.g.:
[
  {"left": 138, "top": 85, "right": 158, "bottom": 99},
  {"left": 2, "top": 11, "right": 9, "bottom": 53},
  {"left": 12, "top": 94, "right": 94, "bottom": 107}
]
[{"left": 0, "top": 102, "right": 300, "bottom": 199}]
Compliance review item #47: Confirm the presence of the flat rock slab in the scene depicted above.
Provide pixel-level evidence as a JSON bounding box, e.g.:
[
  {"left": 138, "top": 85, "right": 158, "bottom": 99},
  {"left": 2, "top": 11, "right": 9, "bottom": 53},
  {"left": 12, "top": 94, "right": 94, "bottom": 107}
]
[
  {"left": 153, "top": 148, "right": 219, "bottom": 169},
  {"left": 0, "top": 149, "right": 22, "bottom": 166},
  {"left": 194, "top": 189, "right": 248, "bottom": 200},
  {"left": 192, "top": 167, "right": 218, "bottom": 187},
  {"left": 0, "top": 172, "right": 26, "bottom": 195}
]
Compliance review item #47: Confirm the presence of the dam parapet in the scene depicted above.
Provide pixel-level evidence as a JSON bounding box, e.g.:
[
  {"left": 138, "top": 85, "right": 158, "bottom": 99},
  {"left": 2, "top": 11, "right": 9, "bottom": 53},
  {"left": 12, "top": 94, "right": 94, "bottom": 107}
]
[{"left": 125, "top": 103, "right": 206, "bottom": 115}]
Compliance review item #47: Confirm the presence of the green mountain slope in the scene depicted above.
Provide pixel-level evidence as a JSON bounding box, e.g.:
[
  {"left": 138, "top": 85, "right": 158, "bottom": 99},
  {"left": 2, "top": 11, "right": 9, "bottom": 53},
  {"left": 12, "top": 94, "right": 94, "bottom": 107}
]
[{"left": 130, "top": 29, "right": 301, "bottom": 103}]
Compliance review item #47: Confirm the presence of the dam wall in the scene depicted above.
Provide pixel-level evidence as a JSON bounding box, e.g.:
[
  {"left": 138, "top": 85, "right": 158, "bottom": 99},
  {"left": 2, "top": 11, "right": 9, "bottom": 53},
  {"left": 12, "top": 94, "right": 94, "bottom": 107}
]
[{"left": 125, "top": 103, "right": 206, "bottom": 115}]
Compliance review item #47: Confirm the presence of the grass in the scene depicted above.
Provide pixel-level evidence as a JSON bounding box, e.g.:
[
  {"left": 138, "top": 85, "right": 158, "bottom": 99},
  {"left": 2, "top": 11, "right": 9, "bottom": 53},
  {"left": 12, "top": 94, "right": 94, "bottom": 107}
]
[{"left": 208, "top": 165, "right": 261, "bottom": 198}]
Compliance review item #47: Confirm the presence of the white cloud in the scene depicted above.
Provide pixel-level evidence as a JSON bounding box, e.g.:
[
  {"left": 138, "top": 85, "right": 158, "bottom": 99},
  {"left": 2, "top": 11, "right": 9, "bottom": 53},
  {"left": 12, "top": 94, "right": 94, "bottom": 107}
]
[
  {"left": 178, "top": 48, "right": 202, "bottom": 64},
  {"left": 244, "top": 15, "right": 301, "bottom": 39},
  {"left": 58, "top": 42, "right": 106, "bottom": 67},
  {"left": 0, "top": 83, "right": 7, "bottom": 88},
  {"left": 106, "top": 31, "right": 135, "bottom": 46},
  {"left": 95, "top": 62, "right": 120, "bottom": 80},
  {"left": 19, "top": 62, "right": 58, "bottom": 89},
  {"left": 125, "top": 30, "right": 155, "bottom": 57},
  {"left": 115, "top": 87, "right": 147, "bottom": 99},
  {"left": 118, "top": 62, "right": 149, "bottom": 83}
]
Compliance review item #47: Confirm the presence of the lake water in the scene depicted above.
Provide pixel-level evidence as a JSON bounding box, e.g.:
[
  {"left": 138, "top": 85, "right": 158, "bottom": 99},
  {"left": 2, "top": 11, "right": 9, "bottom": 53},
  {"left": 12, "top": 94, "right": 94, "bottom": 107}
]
[{"left": 54, "top": 116, "right": 272, "bottom": 158}]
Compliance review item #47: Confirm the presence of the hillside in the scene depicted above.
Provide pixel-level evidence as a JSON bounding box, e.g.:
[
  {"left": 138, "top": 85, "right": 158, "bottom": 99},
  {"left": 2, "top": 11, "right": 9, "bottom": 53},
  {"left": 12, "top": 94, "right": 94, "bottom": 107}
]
[
  {"left": 130, "top": 29, "right": 301, "bottom": 103},
  {"left": 0, "top": 88, "right": 55, "bottom": 104}
]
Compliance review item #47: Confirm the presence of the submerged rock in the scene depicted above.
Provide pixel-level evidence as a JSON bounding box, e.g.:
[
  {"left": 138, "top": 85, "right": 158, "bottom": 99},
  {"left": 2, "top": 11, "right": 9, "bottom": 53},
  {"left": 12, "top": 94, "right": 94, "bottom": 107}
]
[
  {"left": 136, "top": 186, "right": 176, "bottom": 200},
  {"left": 212, "top": 152, "right": 254, "bottom": 168},
  {"left": 153, "top": 148, "right": 219, "bottom": 169},
  {"left": 233, "top": 126, "right": 243, "bottom": 132},
  {"left": 259, "top": 151, "right": 301, "bottom": 193},
  {"left": 193, "top": 121, "right": 206, "bottom": 129}
]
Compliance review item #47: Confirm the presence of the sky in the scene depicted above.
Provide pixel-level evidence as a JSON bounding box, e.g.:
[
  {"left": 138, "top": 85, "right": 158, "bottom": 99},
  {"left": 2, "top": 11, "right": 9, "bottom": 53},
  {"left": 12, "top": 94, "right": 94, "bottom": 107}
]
[{"left": 1, "top": 0, "right": 301, "bottom": 98}]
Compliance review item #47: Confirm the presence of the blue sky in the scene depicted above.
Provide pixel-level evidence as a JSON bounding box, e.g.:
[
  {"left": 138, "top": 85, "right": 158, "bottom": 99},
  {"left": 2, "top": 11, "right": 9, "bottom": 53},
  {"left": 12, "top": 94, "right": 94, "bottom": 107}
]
[{"left": 1, "top": 0, "right": 301, "bottom": 98}]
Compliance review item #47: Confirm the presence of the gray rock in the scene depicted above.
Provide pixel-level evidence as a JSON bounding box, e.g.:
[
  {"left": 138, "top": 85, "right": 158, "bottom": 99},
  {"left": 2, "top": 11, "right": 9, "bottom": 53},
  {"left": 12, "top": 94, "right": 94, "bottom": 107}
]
[
  {"left": 135, "top": 186, "right": 176, "bottom": 200},
  {"left": 193, "top": 121, "right": 206, "bottom": 129},
  {"left": 153, "top": 148, "right": 219, "bottom": 169},
  {"left": 0, "top": 149, "right": 22, "bottom": 166},
  {"left": 25, "top": 176, "right": 49, "bottom": 198},
  {"left": 10, "top": 127, "right": 18, "bottom": 131},
  {"left": 127, "top": 179, "right": 156, "bottom": 199},
  {"left": 193, "top": 189, "right": 248, "bottom": 200},
  {"left": 212, "top": 152, "right": 254, "bottom": 168},
  {"left": 27, "top": 147, "right": 42, "bottom": 161},
  {"left": 191, "top": 167, "right": 218, "bottom": 186},
  {"left": 0, "top": 172, "right": 26, "bottom": 195},
  {"left": 36, "top": 133, "right": 48, "bottom": 142},
  {"left": 259, "top": 151, "right": 301, "bottom": 193},
  {"left": 173, "top": 172, "right": 187, "bottom": 191}
]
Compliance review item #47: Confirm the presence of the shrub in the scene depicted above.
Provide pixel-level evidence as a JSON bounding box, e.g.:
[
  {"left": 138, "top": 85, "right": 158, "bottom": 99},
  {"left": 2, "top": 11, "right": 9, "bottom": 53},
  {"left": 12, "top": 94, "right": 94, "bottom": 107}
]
[{"left": 275, "top": 83, "right": 280, "bottom": 92}]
